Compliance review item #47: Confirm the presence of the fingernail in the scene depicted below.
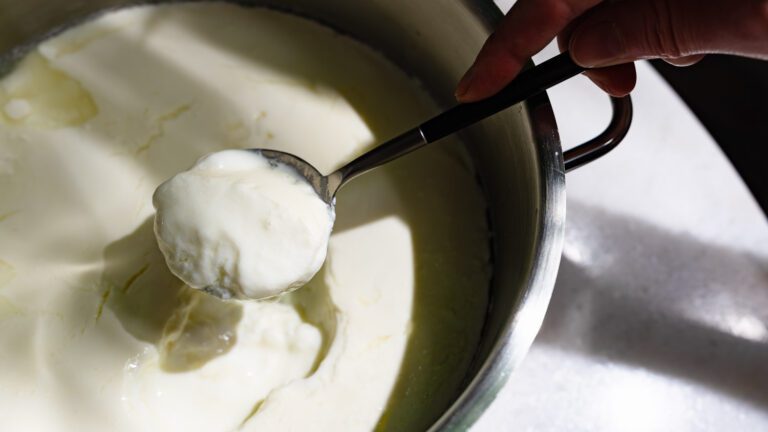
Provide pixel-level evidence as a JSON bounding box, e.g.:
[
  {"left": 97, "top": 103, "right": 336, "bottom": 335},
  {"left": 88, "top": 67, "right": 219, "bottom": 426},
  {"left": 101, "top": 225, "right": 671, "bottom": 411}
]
[
  {"left": 455, "top": 65, "right": 476, "bottom": 100},
  {"left": 570, "top": 22, "right": 625, "bottom": 68}
]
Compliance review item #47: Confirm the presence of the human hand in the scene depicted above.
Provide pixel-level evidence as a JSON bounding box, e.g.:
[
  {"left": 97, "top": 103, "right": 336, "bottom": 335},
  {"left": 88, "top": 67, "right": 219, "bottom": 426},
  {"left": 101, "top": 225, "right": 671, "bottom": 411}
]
[{"left": 456, "top": 0, "right": 768, "bottom": 100}]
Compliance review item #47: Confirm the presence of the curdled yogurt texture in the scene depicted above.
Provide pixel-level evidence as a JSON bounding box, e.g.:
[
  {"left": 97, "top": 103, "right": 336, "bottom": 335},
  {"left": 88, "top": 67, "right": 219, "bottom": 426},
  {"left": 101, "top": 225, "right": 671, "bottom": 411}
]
[
  {"left": 153, "top": 149, "right": 334, "bottom": 300},
  {"left": 0, "top": 4, "right": 490, "bottom": 432}
]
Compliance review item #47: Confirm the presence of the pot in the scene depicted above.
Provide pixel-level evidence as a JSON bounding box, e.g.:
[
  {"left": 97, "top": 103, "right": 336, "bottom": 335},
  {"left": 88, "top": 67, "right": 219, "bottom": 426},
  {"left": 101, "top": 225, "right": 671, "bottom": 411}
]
[{"left": 0, "top": 0, "right": 632, "bottom": 429}]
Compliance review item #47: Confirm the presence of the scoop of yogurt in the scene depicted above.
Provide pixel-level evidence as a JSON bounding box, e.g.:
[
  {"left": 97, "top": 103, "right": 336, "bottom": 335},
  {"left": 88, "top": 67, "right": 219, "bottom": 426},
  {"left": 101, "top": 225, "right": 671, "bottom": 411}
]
[{"left": 153, "top": 149, "right": 334, "bottom": 300}]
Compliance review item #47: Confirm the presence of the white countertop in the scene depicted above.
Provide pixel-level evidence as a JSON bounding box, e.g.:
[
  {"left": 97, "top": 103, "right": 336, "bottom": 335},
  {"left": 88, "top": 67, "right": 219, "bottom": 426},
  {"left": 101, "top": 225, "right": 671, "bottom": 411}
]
[{"left": 475, "top": 2, "right": 768, "bottom": 430}]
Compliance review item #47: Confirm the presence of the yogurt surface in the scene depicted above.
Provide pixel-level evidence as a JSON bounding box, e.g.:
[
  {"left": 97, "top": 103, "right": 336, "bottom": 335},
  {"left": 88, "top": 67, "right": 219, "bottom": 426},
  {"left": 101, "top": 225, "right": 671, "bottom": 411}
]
[{"left": 0, "top": 4, "right": 490, "bottom": 431}]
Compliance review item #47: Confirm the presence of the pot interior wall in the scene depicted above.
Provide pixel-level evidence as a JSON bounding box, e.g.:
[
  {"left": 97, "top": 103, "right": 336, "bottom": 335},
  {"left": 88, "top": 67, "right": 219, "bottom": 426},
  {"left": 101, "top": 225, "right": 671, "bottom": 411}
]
[{"left": 0, "top": 0, "right": 553, "bottom": 429}]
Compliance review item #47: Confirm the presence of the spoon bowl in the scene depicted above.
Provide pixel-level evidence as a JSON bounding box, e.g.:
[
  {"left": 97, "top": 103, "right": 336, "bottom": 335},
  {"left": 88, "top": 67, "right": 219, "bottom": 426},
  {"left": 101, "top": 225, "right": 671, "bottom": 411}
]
[{"left": 256, "top": 149, "right": 341, "bottom": 204}]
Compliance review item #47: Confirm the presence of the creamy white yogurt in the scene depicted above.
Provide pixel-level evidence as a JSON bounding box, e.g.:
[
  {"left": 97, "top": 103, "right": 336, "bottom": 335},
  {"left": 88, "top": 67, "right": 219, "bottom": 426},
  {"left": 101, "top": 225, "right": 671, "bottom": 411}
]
[
  {"left": 0, "top": 4, "right": 490, "bottom": 431},
  {"left": 153, "top": 149, "right": 334, "bottom": 300}
]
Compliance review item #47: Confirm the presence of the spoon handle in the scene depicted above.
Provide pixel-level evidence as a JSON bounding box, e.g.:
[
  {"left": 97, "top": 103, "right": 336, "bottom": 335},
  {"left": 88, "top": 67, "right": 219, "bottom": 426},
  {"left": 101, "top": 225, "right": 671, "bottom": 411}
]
[
  {"left": 335, "top": 52, "right": 584, "bottom": 185},
  {"left": 420, "top": 52, "right": 584, "bottom": 142}
]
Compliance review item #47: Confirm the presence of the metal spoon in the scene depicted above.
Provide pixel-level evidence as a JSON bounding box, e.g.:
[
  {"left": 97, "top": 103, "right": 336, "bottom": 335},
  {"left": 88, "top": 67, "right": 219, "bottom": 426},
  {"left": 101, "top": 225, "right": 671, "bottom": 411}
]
[{"left": 256, "top": 52, "right": 585, "bottom": 204}]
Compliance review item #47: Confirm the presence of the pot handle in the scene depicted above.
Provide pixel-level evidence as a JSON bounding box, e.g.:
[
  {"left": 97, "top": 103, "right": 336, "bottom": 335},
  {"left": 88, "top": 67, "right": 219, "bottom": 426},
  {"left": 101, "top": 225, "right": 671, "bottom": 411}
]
[{"left": 563, "top": 95, "right": 633, "bottom": 171}]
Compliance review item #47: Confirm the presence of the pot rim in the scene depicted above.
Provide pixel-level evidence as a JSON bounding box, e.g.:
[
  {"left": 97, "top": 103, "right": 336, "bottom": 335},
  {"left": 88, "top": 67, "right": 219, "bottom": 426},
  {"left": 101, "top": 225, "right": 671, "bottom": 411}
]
[{"left": 430, "top": 1, "right": 566, "bottom": 430}]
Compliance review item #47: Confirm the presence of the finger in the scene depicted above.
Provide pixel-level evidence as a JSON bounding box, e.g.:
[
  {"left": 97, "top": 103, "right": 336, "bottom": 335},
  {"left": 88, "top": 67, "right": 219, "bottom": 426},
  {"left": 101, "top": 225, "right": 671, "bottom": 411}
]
[
  {"left": 558, "top": 28, "right": 637, "bottom": 96},
  {"left": 456, "top": 0, "right": 604, "bottom": 102},
  {"left": 569, "top": 0, "right": 768, "bottom": 68},
  {"left": 584, "top": 63, "right": 637, "bottom": 96}
]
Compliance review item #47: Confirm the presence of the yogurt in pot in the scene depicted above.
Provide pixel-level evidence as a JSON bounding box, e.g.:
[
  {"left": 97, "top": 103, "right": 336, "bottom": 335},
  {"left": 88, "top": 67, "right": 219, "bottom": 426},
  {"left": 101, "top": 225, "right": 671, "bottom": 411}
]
[{"left": 0, "top": 3, "right": 490, "bottom": 431}]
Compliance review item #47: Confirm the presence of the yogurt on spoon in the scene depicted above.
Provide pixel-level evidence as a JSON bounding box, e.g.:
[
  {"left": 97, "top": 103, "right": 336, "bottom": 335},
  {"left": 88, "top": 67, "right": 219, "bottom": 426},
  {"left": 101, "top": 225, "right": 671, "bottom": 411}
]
[{"left": 153, "top": 149, "right": 334, "bottom": 300}]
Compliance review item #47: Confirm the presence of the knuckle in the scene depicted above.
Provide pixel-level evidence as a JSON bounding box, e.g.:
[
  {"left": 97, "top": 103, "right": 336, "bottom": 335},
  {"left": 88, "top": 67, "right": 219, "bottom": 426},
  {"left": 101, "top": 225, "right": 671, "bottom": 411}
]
[
  {"left": 756, "top": 0, "right": 768, "bottom": 34},
  {"left": 646, "top": 0, "right": 688, "bottom": 58},
  {"left": 540, "top": 0, "right": 580, "bottom": 26},
  {"left": 730, "top": 0, "right": 768, "bottom": 49}
]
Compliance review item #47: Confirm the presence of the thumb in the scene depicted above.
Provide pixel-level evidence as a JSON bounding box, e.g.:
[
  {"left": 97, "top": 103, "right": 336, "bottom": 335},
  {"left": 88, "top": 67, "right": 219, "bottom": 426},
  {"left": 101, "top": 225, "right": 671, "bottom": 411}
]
[{"left": 569, "top": 0, "right": 768, "bottom": 68}]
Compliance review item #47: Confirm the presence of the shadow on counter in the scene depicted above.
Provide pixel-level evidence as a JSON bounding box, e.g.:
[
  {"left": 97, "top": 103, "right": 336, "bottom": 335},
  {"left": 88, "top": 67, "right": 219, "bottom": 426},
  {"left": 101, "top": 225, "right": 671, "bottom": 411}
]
[{"left": 538, "top": 202, "right": 768, "bottom": 410}]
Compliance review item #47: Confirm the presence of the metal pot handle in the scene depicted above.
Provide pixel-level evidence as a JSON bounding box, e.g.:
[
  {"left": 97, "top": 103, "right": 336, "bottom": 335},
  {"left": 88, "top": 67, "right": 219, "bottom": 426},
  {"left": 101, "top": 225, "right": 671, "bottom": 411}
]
[{"left": 563, "top": 95, "right": 633, "bottom": 171}]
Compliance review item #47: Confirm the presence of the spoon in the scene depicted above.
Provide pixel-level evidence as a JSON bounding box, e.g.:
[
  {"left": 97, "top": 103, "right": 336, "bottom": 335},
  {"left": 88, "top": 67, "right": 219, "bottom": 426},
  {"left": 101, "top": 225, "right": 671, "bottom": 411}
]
[{"left": 256, "top": 52, "right": 585, "bottom": 204}]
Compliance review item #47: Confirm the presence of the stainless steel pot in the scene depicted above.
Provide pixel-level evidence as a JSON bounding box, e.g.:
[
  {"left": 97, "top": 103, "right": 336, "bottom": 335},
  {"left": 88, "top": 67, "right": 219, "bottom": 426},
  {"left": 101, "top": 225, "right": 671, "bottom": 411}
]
[{"left": 0, "top": 1, "right": 632, "bottom": 430}]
